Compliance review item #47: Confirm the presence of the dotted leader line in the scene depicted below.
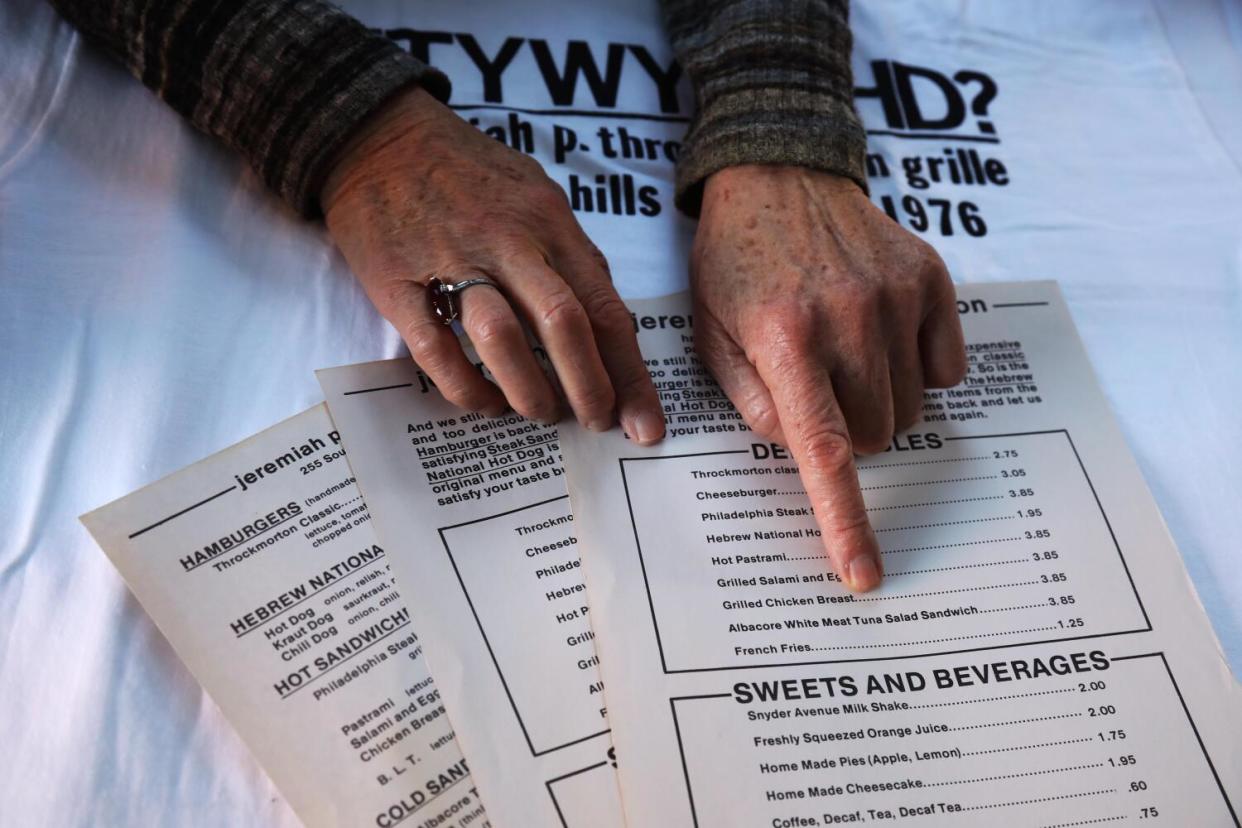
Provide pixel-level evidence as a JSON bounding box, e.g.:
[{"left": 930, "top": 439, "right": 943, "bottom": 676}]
[
  {"left": 1041, "top": 818, "right": 1128, "bottom": 828},
  {"left": 950, "top": 712, "right": 1083, "bottom": 732},
  {"left": 853, "top": 580, "right": 1042, "bottom": 601},
  {"left": 909, "top": 687, "right": 1077, "bottom": 709},
  {"left": 963, "top": 736, "right": 1095, "bottom": 756},
  {"left": 926, "top": 762, "right": 1105, "bottom": 787},
  {"left": 886, "top": 559, "right": 1027, "bottom": 576},
  {"left": 876, "top": 515, "right": 1015, "bottom": 533},
  {"left": 869, "top": 495, "right": 1006, "bottom": 512},
  {"left": 857, "top": 454, "right": 993, "bottom": 471},
  {"left": 882, "top": 537, "right": 1024, "bottom": 555},
  {"left": 862, "top": 475, "right": 999, "bottom": 491},
  {"left": 808, "top": 626, "right": 1057, "bottom": 651},
  {"left": 979, "top": 602, "right": 1049, "bottom": 614},
  {"left": 963, "top": 789, "right": 1116, "bottom": 812}
]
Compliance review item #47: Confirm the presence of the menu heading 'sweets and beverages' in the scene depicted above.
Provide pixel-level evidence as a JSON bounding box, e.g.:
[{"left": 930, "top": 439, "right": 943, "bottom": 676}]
[
  {"left": 559, "top": 283, "right": 1242, "bottom": 827},
  {"left": 81, "top": 405, "right": 488, "bottom": 828},
  {"left": 317, "top": 361, "right": 625, "bottom": 828}
]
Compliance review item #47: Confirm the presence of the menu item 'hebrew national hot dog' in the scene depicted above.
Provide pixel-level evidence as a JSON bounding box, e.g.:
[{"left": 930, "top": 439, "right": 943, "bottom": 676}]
[{"left": 82, "top": 405, "right": 487, "bottom": 828}]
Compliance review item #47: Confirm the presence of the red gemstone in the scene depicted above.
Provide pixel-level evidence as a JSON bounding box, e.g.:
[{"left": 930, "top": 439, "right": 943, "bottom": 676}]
[{"left": 427, "top": 277, "right": 454, "bottom": 325}]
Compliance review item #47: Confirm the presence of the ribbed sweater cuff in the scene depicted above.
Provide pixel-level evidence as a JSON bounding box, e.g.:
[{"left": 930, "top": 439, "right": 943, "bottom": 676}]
[
  {"left": 262, "top": 50, "right": 450, "bottom": 216},
  {"left": 674, "top": 90, "right": 868, "bottom": 216}
]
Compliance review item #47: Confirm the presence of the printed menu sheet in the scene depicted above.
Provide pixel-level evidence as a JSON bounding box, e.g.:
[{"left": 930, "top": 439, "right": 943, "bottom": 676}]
[
  {"left": 317, "top": 363, "right": 624, "bottom": 828},
  {"left": 81, "top": 405, "right": 487, "bottom": 828},
  {"left": 559, "top": 282, "right": 1242, "bottom": 827}
]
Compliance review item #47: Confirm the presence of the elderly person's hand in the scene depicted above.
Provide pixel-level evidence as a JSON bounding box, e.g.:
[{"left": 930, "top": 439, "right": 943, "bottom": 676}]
[
  {"left": 691, "top": 165, "right": 967, "bottom": 592},
  {"left": 321, "top": 87, "right": 968, "bottom": 596},
  {"left": 321, "top": 87, "right": 666, "bottom": 445}
]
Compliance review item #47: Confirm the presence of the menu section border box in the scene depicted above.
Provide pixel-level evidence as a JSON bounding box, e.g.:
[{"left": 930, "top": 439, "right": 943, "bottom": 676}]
[
  {"left": 545, "top": 759, "right": 614, "bottom": 828},
  {"left": 439, "top": 495, "right": 611, "bottom": 757},
  {"left": 620, "top": 430, "right": 1152, "bottom": 676},
  {"left": 666, "top": 652, "right": 1238, "bottom": 828}
]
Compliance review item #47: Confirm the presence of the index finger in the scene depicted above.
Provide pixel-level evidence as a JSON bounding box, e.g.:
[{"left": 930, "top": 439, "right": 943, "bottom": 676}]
[
  {"left": 755, "top": 345, "right": 883, "bottom": 592},
  {"left": 553, "top": 241, "right": 666, "bottom": 445}
]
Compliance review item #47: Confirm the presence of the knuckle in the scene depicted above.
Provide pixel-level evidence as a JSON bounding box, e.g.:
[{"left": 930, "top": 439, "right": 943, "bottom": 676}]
[
  {"left": 526, "top": 404, "right": 560, "bottom": 424},
  {"left": 469, "top": 311, "right": 517, "bottom": 348},
  {"left": 828, "top": 509, "right": 872, "bottom": 537},
  {"left": 422, "top": 164, "right": 456, "bottom": 194},
  {"left": 438, "top": 381, "right": 490, "bottom": 413},
  {"left": 894, "top": 393, "right": 924, "bottom": 433},
  {"left": 919, "top": 239, "right": 950, "bottom": 273},
  {"left": 849, "top": 404, "right": 896, "bottom": 457},
  {"left": 587, "top": 243, "right": 614, "bottom": 280},
  {"left": 799, "top": 428, "right": 855, "bottom": 472},
  {"left": 578, "top": 284, "right": 628, "bottom": 327},
  {"left": 924, "top": 331, "right": 968, "bottom": 389},
  {"left": 746, "top": 403, "right": 782, "bottom": 441},
  {"left": 936, "top": 354, "right": 969, "bottom": 387},
  {"left": 586, "top": 305, "right": 635, "bottom": 346},
  {"left": 403, "top": 321, "right": 443, "bottom": 364},
  {"left": 571, "top": 382, "right": 616, "bottom": 418},
  {"left": 770, "top": 297, "right": 817, "bottom": 329},
  {"left": 537, "top": 291, "right": 589, "bottom": 333},
  {"left": 762, "top": 345, "right": 817, "bottom": 392},
  {"left": 372, "top": 276, "right": 418, "bottom": 315},
  {"left": 896, "top": 411, "right": 921, "bottom": 434},
  {"left": 837, "top": 280, "right": 885, "bottom": 318},
  {"left": 852, "top": 430, "right": 891, "bottom": 456},
  {"left": 920, "top": 256, "right": 955, "bottom": 296},
  {"left": 369, "top": 256, "right": 410, "bottom": 287},
  {"left": 761, "top": 309, "right": 818, "bottom": 364},
  {"left": 437, "top": 261, "right": 487, "bottom": 284},
  {"left": 512, "top": 394, "right": 559, "bottom": 424},
  {"left": 950, "top": 354, "right": 969, "bottom": 383},
  {"left": 531, "top": 179, "right": 570, "bottom": 211},
  {"left": 510, "top": 152, "right": 546, "bottom": 178},
  {"left": 614, "top": 369, "right": 655, "bottom": 402}
]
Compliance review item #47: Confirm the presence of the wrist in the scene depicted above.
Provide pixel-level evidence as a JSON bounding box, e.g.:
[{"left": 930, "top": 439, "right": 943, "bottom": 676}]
[
  {"left": 320, "top": 85, "right": 441, "bottom": 213},
  {"left": 703, "top": 164, "right": 863, "bottom": 208}
]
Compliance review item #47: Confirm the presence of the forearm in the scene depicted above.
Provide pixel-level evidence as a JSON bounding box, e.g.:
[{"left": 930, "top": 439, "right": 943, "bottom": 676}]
[
  {"left": 659, "top": 0, "right": 867, "bottom": 214},
  {"left": 47, "top": 0, "right": 449, "bottom": 215}
]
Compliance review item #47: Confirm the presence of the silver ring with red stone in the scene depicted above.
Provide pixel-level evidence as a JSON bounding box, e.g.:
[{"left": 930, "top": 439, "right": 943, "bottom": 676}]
[{"left": 426, "top": 276, "right": 500, "bottom": 326}]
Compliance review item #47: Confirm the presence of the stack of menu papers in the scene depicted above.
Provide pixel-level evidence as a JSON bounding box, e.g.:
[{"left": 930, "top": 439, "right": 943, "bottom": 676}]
[
  {"left": 557, "top": 282, "right": 1242, "bottom": 827},
  {"left": 83, "top": 282, "right": 1240, "bottom": 827},
  {"left": 81, "top": 405, "right": 487, "bottom": 828}
]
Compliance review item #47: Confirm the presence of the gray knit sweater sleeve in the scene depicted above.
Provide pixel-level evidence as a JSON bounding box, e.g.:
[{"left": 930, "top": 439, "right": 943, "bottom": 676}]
[
  {"left": 46, "top": 0, "right": 449, "bottom": 216},
  {"left": 659, "top": 0, "right": 867, "bottom": 214}
]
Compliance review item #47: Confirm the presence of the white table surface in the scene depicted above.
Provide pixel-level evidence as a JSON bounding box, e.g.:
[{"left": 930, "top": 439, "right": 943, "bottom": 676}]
[{"left": 2, "top": 0, "right": 1239, "bottom": 824}]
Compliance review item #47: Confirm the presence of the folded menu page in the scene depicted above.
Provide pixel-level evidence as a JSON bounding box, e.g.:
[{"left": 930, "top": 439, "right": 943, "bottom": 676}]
[
  {"left": 81, "top": 405, "right": 487, "bottom": 828},
  {"left": 558, "top": 282, "right": 1241, "bottom": 827},
  {"left": 318, "top": 362, "right": 624, "bottom": 827}
]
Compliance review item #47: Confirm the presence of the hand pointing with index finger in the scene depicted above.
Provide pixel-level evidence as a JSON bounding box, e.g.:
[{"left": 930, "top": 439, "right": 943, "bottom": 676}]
[{"left": 690, "top": 165, "right": 968, "bottom": 592}]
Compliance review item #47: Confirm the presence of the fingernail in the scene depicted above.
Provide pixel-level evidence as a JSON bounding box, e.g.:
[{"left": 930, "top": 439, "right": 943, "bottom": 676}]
[
  {"left": 586, "top": 417, "right": 612, "bottom": 433},
  {"left": 630, "top": 411, "right": 665, "bottom": 446},
  {"left": 845, "top": 555, "right": 882, "bottom": 592}
]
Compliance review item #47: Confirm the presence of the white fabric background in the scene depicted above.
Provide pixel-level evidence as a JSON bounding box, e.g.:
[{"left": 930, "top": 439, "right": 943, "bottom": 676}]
[{"left": 1, "top": 1, "right": 1239, "bottom": 825}]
